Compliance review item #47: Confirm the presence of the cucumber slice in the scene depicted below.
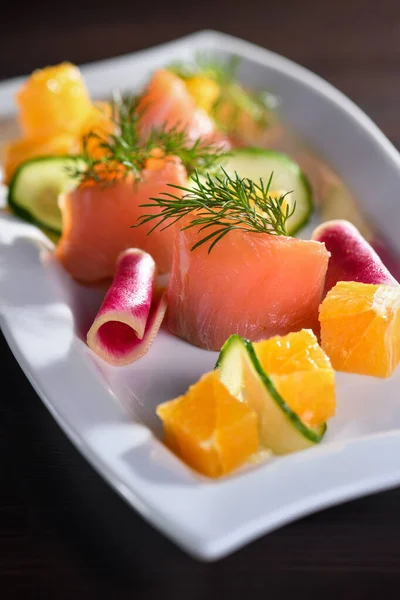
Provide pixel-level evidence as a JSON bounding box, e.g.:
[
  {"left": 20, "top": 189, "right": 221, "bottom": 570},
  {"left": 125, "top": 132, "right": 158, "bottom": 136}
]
[
  {"left": 221, "top": 148, "right": 313, "bottom": 236},
  {"left": 7, "top": 156, "right": 85, "bottom": 234},
  {"left": 216, "top": 334, "right": 326, "bottom": 454}
]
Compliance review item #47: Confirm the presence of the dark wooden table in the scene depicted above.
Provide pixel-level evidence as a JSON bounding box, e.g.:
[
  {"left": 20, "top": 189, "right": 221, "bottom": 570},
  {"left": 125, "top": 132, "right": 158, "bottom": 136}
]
[{"left": 2, "top": 1, "right": 400, "bottom": 597}]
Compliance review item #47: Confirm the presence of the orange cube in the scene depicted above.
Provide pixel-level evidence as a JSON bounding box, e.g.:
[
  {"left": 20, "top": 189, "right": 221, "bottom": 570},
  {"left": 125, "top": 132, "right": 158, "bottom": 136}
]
[
  {"left": 319, "top": 281, "right": 400, "bottom": 378},
  {"left": 4, "top": 100, "right": 114, "bottom": 183},
  {"left": 253, "top": 329, "right": 336, "bottom": 427},
  {"left": 157, "top": 371, "right": 259, "bottom": 477},
  {"left": 79, "top": 101, "right": 114, "bottom": 157},
  {"left": 185, "top": 75, "right": 220, "bottom": 112},
  {"left": 17, "top": 62, "right": 92, "bottom": 139}
]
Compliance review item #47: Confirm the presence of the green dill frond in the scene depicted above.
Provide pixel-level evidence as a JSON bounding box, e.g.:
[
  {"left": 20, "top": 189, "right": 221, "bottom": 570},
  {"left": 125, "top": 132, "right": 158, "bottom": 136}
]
[
  {"left": 168, "top": 53, "right": 240, "bottom": 85},
  {"left": 69, "top": 93, "right": 228, "bottom": 185},
  {"left": 135, "top": 169, "right": 295, "bottom": 252},
  {"left": 168, "top": 52, "right": 274, "bottom": 131}
]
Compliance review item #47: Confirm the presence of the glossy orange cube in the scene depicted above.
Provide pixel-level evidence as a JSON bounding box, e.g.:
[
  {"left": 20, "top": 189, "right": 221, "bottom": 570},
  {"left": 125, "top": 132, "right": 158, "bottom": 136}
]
[
  {"left": 319, "top": 281, "right": 400, "bottom": 378},
  {"left": 157, "top": 371, "right": 259, "bottom": 477},
  {"left": 16, "top": 62, "right": 92, "bottom": 139}
]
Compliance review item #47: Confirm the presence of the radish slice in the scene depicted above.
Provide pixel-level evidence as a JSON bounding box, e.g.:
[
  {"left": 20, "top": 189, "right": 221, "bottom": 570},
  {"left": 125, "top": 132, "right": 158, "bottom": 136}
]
[
  {"left": 87, "top": 249, "right": 167, "bottom": 365},
  {"left": 312, "top": 219, "right": 398, "bottom": 295}
]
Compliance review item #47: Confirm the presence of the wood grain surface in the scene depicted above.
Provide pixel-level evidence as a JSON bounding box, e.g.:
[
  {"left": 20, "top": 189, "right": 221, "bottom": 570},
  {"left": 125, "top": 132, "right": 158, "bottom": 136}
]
[{"left": 1, "top": 1, "right": 400, "bottom": 598}]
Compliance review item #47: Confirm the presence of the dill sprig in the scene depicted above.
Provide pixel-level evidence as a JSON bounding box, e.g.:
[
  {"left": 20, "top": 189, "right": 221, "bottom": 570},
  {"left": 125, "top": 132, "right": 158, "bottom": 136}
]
[
  {"left": 169, "top": 53, "right": 240, "bottom": 85},
  {"left": 72, "top": 94, "right": 228, "bottom": 185},
  {"left": 135, "top": 169, "right": 295, "bottom": 252},
  {"left": 168, "top": 53, "right": 275, "bottom": 131}
]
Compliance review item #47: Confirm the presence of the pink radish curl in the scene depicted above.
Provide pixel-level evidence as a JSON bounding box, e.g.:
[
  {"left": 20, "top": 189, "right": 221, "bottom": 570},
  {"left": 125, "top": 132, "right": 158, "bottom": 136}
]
[
  {"left": 87, "top": 249, "right": 167, "bottom": 366},
  {"left": 312, "top": 219, "right": 398, "bottom": 295}
]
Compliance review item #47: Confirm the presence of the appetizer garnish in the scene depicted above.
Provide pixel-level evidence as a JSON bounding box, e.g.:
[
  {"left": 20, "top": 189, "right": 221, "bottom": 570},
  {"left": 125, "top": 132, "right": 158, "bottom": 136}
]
[
  {"left": 217, "top": 330, "right": 333, "bottom": 454},
  {"left": 4, "top": 134, "right": 80, "bottom": 185},
  {"left": 4, "top": 63, "right": 112, "bottom": 182},
  {"left": 169, "top": 54, "right": 240, "bottom": 88},
  {"left": 137, "top": 169, "right": 296, "bottom": 252},
  {"left": 87, "top": 249, "right": 167, "bottom": 366},
  {"left": 17, "top": 62, "right": 93, "bottom": 139},
  {"left": 157, "top": 328, "right": 334, "bottom": 477},
  {"left": 136, "top": 69, "right": 227, "bottom": 146},
  {"left": 56, "top": 154, "right": 188, "bottom": 281},
  {"left": 72, "top": 94, "right": 227, "bottom": 186},
  {"left": 312, "top": 219, "right": 398, "bottom": 294},
  {"left": 160, "top": 185, "right": 328, "bottom": 350},
  {"left": 7, "top": 156, "right": 85, "bottom": 234},
  {"left": 319, "top": 281, "right": 400, "bottom": 378},
  {"left": 216, "top": 148, "right": 313, "bottom": 236},
  {"left": 169, "top": 54, "right": 275, "bottom": 143},
  {"left": 157, "top": 370, "right": 259, "bottom": 477},
  {"left": 56, "top": 93, "right": 230, "bottom": 281},
  {"left": 138, "top": 149, "right": 313, "bottom": 242}
]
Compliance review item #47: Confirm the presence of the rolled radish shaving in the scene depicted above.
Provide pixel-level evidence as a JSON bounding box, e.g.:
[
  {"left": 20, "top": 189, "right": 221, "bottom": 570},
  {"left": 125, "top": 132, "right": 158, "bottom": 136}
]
[
  {"left": 312, "top": 220, "right": 398, "bottom": 295},
  {"left": 87, "top": 248, "right": 167, "bottom": 365}
]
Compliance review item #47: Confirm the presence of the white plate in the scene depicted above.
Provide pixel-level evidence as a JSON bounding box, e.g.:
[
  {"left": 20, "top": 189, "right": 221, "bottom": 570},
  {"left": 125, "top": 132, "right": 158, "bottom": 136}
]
[{"left": 2, "top": 30, "right": 400, "bottom": 562}]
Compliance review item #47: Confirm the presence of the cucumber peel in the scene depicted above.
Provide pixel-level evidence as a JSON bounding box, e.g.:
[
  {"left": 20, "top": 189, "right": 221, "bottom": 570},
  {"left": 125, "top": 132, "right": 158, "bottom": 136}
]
[
  {"left": 7, "top": 155, "right": 85, "bottom": 235},
  {"left": 216, "top": 334, "right": 326, "bottom": 454},
  {"left": 220, "top": 148, "right": 313, "bottom": 236}
]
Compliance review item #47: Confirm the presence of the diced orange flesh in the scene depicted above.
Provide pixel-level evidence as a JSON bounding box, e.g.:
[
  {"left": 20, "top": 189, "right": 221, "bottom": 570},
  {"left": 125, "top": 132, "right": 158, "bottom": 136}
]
[
  {"left": 168, "top": 225, "right": 330, "bottom": 350},
  {"left": 319, "top": 281, "right": 400, "bottom": 378},
  {"left": 4, "top": 65, "right": 111, "bottom": 182},
  {"left": 253, "top": 329, "right": 336, "bottom": 426},
  {"left": 4, "top": 101, "right": 113, "bottom": 183},
  {"left": 55, "top": 156, "right": 188, "bottom": 282},
  {"left": 185, "top": 75, "right": 221, "bottom": 112},
  {"left": 17, "top": 62, "right": 93, "bottom": 139},
  {"left": 3, "top": 133, "right": 81, "bottom": 183},
  {"left": 157, "top": 371, "right": 259, "bottom": 478},
  {"left": 79, "top": 101, "right": 114, "bottom": 157}
]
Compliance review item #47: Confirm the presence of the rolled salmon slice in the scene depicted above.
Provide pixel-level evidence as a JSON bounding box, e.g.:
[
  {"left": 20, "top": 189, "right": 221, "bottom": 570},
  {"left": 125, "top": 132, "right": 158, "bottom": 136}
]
[
  {"left": 87, "top": 249, "right": 167, "bottom": 366},
  {"left": 137, "top": 69, "right": 225, "bottom": 145},
  {"left": 168, "top": 226, "right": 330, "bottom": 351},
  {"left": 55, "top": 156, "right": 187, "bottom": 282}
]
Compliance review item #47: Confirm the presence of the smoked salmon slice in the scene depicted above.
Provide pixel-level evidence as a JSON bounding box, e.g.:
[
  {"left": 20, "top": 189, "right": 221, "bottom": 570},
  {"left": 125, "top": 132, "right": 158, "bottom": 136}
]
[
  {"left": 56, "top": 156, "right": 187, "bottom": 282},
  {"left": 167, "top": 227, "right": 330, "bottom": 351},
  {"left": 137, "top": 69, "right": 222, "bottom": 145}
]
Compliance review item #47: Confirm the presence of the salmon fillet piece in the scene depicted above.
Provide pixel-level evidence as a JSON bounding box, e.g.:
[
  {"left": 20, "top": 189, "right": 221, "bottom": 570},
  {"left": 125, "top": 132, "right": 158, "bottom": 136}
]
[
  {"left": 56, "top": 156, "right": 187, "bottom": 282},
  {"left": 137, "top": 69, "right": 226, "bottom": 146},
  {"left": 168, "top": 226, "right": 330, "bottom": 350}
]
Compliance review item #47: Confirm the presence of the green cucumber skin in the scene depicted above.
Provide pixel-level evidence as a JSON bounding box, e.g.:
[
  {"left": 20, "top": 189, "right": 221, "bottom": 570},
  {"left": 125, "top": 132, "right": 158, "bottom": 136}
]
[
  {"left": 7, "top": 155, "right": 83, "bottom": 236},
  {"left": 223, "top": 148, "right": 313, "bottom": 236},
  {"left": 216, "top": 334, "right": 326, "bottom": 444}
]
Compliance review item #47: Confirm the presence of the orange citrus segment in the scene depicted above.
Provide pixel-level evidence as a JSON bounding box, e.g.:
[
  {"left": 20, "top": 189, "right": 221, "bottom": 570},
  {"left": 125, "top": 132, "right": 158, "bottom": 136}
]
[
  {"left": 16, "top": 62, "right": 92, "bottom": 139},
  {"left": 271, "top": 371, "right": 335, "bottom": 426},
  {"left": 253, "top": 330, "right": 336, "bottom": 426},
  {"left": 79, "top": 101, "right": 114, "bottom": 158},
  {"left": 6, "top": 94, "right": 114, "bottom": 182},
  {"left": 3, "top": 133, "right": 80, "bottom": 183},
  {"left": 156, "top": 371, "right": 259, "bottom": 477},
  {"left": 185, "top": 75, "right": 220, "bottom": 112},
  {"left": 319, "top": 281, "right": 400, "bottom": 378}
]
